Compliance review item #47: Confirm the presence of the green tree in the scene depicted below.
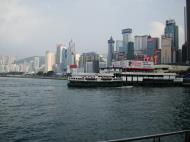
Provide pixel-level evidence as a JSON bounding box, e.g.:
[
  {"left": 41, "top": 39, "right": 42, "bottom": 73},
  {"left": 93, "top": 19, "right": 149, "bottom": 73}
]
[
  {"left": 36, "top": 71, "right": 44, "bottom": 76},
  {"left": 47, "top": 71, "right": 55, "bottom": 76}
]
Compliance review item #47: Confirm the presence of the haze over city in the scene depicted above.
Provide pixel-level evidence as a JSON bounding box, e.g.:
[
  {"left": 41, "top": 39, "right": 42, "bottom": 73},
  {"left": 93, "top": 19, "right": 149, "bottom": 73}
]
[
  {"left": 0, "top": 0, "right": 186, "bottom": 59},
  {"left": 1, "top": 1, "right": 190, "bottom": 142}
]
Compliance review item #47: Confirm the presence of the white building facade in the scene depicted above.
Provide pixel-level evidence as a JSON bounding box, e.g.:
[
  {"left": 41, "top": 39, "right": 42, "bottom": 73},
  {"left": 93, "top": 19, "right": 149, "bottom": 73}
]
[
  {"left": 134, "top": 35, "right": 149, "bottom": 56},
  {"left": 161, "top": 36, "right": 172, "bottom": 64},
  {"left": 45, "top": 51, "right": 55, "bottom": 72}
]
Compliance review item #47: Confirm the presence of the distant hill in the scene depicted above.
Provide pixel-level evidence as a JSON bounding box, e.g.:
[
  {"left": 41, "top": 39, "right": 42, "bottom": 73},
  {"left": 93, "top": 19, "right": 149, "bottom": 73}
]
[{"left": 16, "top": 56, "right": 45, "bottom": 66}]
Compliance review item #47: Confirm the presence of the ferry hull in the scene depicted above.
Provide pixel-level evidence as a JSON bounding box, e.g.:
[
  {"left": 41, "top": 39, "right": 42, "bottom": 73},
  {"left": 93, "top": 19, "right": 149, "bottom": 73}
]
[{"left": 68, "top": 80, "right": 124, "bottom": 88}]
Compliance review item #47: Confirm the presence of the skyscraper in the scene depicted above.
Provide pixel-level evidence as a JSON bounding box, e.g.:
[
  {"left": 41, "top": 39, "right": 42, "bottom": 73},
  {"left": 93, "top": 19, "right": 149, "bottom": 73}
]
[
  {"left": 147, "top": 36, "right": 159, "bottom": 57},
  {"left": 56, "top": 44, "right": 63, "bottom": 65},
  {"left": 107, "top": 36, "right": 115, "bottom": 67},
  {"left": 67, "top": 40, "right": 76, "bottom": 66},
  {"left": 182, "top": 43, "right": 188, "bottom": 63},
  {"left": 116, "top": 40, "right": 123, "bottom": 52},
  {"left": 122, "top": 28, "right": 132, "bottom": 54},
  {"left": 85, "top": 60, "right": 99, "bottom": 73},
  {"left": 33, "top": 56, "right": 40, "bottom": 72},
  {"left": 184, "top": 7, "right": 187, "bottom": 43},
  {"left": 164, "top": 19, "right": 179, "bottom": 63},
  {"left": 161, "top": 36, "right": 172, "bottom": 64},
  {"left": 61, "top": 47, "right": 67, "bottom": 72},
  {"left": 75, "top": 53, "right": 80, "bottom": 66},
  {"left": 45, "top": 51, "right": 55, "bottom": 72},
  {"left": 0, "top": 55, "right": 15, "bottom": 65},
  {"left": 134, "top": 35, "right": 149, "bottom": 57},
  {"left": 86, "top": 62, "right": 93, "bottom": 73},
  {"left": 187, "top": 0, "right": 190, "bottom": 63},
  {"left": 79, "top": 52, "right": 103, "bottom": 72},
  {"left": 183, "top": 6, "right": 188, "bottom": 64},
  {"left": 127, "top": 42, "right": 134, "bottom": 60}
]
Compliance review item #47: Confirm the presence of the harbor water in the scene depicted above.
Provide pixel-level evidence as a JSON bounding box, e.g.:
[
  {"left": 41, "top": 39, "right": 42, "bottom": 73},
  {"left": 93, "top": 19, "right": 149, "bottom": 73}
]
[{"left": 0, "top": 77, "right": 190, "bottom": 142}]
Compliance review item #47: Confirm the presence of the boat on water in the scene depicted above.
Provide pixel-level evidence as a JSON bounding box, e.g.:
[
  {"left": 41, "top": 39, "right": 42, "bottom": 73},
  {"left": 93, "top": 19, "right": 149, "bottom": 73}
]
[{"left": 67, "top": 73, "right": 124, "bottom": 87}]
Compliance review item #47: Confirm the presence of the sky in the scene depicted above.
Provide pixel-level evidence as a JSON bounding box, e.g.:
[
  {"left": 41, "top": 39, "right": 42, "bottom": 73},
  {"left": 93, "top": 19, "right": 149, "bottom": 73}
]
[{"left": 0, "top": 0, "right": 186, "bottom": 59}]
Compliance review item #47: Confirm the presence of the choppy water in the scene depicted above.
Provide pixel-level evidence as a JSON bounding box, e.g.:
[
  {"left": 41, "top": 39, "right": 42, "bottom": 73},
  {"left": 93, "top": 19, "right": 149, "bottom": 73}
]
[{"left": 0, "top": 77, "right": 190, "bottom": 142}]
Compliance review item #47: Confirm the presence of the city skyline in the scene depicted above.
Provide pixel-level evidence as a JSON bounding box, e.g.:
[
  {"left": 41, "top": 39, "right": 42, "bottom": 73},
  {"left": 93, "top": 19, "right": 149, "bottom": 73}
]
[{"left": 0, "top": 0, "right": 186, "bottom": 59}]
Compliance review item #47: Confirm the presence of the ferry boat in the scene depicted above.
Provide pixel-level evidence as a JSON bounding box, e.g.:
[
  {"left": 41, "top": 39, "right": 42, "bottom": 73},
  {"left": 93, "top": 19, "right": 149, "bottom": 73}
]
[{"left": 67, "top": 73, "right": 124, "bottom": 87}]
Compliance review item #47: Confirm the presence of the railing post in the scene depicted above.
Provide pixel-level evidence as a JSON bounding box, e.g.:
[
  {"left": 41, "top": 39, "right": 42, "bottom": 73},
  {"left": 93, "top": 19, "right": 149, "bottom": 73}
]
[
  {"left": 153, "top": 136, "right": 160, "bottom": 142},
  {"left": 185, "top": 132, "right": 190, "bottom": 142}
]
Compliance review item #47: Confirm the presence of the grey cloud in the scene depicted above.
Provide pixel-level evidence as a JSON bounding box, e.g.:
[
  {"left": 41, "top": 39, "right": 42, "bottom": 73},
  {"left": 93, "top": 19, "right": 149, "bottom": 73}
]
[{"left": 0, "top": 0, "right": 185, "bottom": 58}]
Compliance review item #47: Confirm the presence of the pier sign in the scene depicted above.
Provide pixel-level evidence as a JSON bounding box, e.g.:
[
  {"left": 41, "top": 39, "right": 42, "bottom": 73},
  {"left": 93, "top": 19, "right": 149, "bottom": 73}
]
[{"left": 112, "top": 60, "right": 154, "bottom": 69}]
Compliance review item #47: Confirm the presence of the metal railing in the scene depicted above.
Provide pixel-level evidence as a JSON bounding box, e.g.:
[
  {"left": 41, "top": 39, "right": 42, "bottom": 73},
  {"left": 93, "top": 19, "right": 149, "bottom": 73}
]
[{"left": 99, "top": 130, "right": 190, "bottom": 142}]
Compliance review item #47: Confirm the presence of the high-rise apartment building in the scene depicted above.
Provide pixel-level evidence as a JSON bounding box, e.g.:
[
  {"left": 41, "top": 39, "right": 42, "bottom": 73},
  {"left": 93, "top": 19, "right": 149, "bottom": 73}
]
[
  {"left": 134, "top": 35, "right": 149, "bottom": 56},
  {"left": 0, "top": 55, "right": 16, "bottom": 65},
  {"left": 79, "top": 52, "right": 104, "bottom": 72},
  {"left": 45, "top": 51, "right": 55, "bottom": 72},
  {"left": 85, "top": 60, "right": 99, "bottom": 73},
  {"left": 86, "top": 62, "right": 93, "bottom": 73},
  {"left": 161, "top": 36, "right": 172, "bottom": 64},
  {"left": 113, "top": 52, "right": 126, "bottom": 61},
  {"left": 107, "top": 36, "right": 115, "bottom": 67}
]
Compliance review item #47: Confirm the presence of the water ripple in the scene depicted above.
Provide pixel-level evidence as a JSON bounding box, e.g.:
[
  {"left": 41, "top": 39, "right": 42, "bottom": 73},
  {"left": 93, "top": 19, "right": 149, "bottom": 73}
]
[{"left": 0, "top": 78, "right": 189, "bottom": 142}]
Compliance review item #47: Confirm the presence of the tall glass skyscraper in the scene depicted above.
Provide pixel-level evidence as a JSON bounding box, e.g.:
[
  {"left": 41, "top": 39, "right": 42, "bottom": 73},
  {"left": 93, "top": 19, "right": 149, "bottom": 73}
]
[
  {"left": 164, "top": 19, "right": 179, "bottom": 63},
  {"left": 127, "top": 42, "right": 134, "bottom": 60},
  {"left": 164, "top": 20, "right": 179, "bottom": 50},
  {"left": 147, "top": 37, "right": 159, "bottom": 57},
  {"left": 122, "top": 28, "right": 132, "bottom": 54},
  {"left": 56, "top": 44, "right": 63, "bottom": 65},
  {"left": 61, "top": 47, "right": 67, "bottom": 72},
  {"left": 67, "top": 40, "right": 76, "bottom": 66}
]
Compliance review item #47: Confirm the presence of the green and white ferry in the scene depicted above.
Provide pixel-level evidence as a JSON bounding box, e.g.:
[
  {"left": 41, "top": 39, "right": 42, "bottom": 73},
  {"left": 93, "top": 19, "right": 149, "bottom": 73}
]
[{"left": 67, "top": 73, "right": 124, "bottom": 88}]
